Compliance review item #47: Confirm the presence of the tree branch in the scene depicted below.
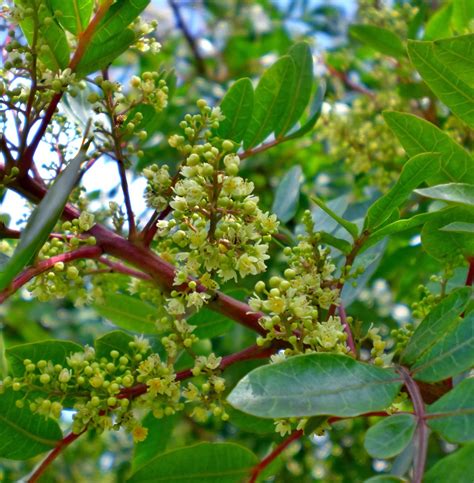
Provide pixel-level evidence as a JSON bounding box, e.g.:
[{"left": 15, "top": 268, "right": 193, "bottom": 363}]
[
  {"left": 398, "top": 366, "right": 428, "bottom": 483},
  {"left": 0, "top": 246, "right": 102, "bottom": 303},
  {"left": 27, "top": 429, "right": 87, "bottom": 483}
]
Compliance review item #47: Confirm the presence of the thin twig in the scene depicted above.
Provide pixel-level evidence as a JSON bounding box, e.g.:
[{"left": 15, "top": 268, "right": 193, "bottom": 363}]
[
  {"left": 27, "top": 429, "right": 86, "bottom": 483},
  {"left": 97, "top": 257, "right": 152, "bottom": 281},
  {"left": 0, "top": 245, "right": 102, "bottom": 303},
  {"left": 339, "top": 303, "right": 356, "bottom": 356},
  {"left": 168, "top": 0, "right": 207, "bottom": 76},
  {"left": 249, "top": 430, "right": 304, "bottom": 483}
]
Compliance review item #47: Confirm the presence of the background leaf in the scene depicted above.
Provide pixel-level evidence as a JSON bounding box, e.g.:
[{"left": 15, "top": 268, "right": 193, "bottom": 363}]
[
  {"left": 350, "top": 25, "right": 406, "bottom": 58},
  {"left": 227, "top": 353, "right": 402, "bottom": 418},
  {"left": 93, "top": 293, "right": 164, "bottom": 334},
  {"left": 272, "top": 165, "right": 303, "bottom": 223},
  {"left": 128, "top": 442, "right": 257, "bottom": 482}
]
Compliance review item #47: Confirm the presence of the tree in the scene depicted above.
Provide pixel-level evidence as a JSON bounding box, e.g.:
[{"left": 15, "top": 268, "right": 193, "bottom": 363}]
[{"left": 0, "top": 0, "right": 473, "bottom": 481}]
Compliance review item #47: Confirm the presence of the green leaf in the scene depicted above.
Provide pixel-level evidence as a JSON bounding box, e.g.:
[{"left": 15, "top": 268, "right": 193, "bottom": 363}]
[
  {"left": 217, "top": 78, "right": 254, "bottom": 143},
  {"left": 48, "top": 0, "right": 94, "bottom": 35},
  {"left": 128, "top": 442, "right": 257, "bottom": 482},
  {"left": 75, "top": 29, "right": 136, "bottom": 75},
  {"left": 364, "top": 414, "right": 416, "bottom": 459},
  {"left": 94, "top": 331, "right": 134, "bottom": 359},
  {"left": 402, "top": 287, "right": 471, "bottom": 365},
  {"left": 283, "top": 79, "right": 326, "bottom": 141},
  {"left": 415, "top": 183, "right": 474, "bottom": 207},
  {"left": 272, "top": 165, "right": 303, "bottom": 223},
  {"left": 0, "top": 389, "right": 62, "bottom": 460},
  {"left": 427, "top": 377, "right": 474, "bottom": 443},
  {"left": 16, "top": 1, "right": 70, "bottom": 70},
  {"left": 412, "top": 312, "right": 474, "bottom": 382},
  {"left": 311, "top": 196, "right": 359, "bottom": 239},
  {"left": 451, "top": 0, "right": 474, "bottom": 33},
  {"left": 93, "top": 293, "right": 164, "bottom": 334},
  {"left": 0, "top": 146, "right": 89, "bottom": 291},
  {"left": 440, "top": 221, "right": 474, "bottom": 234},
  {"left": 424, "top": 442, "right": 474, "bottom": 483},
  {"left": 363, "top": 212, "right": 435, "bottom": 251},
  {"left": 75, "top": 0, "right": 150, "bottom": 75},
  {"left": 383, "top": 111, "right": 474, "bottom": 184},
  {"left": 349, "top": 24, "right": 405, "bottom": 58},
  {"left": 421, "top": 206, "right": 474, "bottom": 261},
  {"left": 6, "top": 340, "right": 83, "bottom": 377},
  {"left": 227, "top": 353, "right": 402, "bottom": 419},
  {"left": 424, "top": 3, "right": 453, "bottom": 40},
  {"left": 132, "top": 413, "right": 177, "bottom": 472},
  {"left": 434, "top": 35, "right": 474, "bottom": 88},
  {"left": 275, "top": 42, "right": 313, "bottom": 137},
  {"left": 365, "top": 153, "right": 441, "bottom": 230},
  {"left": 243, "top": 56, "right": 296, "bottom": 149},
  {"left": 408, "top": 40, "right": 474, "bottom": 128}
]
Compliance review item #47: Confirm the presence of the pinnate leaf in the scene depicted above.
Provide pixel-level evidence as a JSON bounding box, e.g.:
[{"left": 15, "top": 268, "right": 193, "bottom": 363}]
[
  {"left": 434, "top": 35, "right": 474, "bottom": 88},
  {"left": 227, "top": 353, "right": 402, "bottom": 418},
  {"left": 424, "top": 442, "right": 474, "bottom": 483},
  {"left": 408, "top": 40, "right": 474, "bottom": 128},
  {"left": 49, "top": 0, "right": 94, "bottom": 35},
  {"left": 243, "top": 56, "right": 295, "bottom": 149},
  {"left": 402, "top": 287, "right": 471, "bottom": 365},
  {"left": 411, "top": 312, "right": 474, "bottom": 382},
  {"left": 365, "top": 152, "right": 441, "bottom": 230},
  {"left": 275, "top": 41, "right": 314, "bottom": 137},
  {"left": 415, "top": 182, "right": 474, "bottom": 207},
  {"left": 364, "top": 414, "right": 416, "bottom": 459},
  {"left": 427, "top": 377, "right": 474, "bottom": 443},
  {"left": 0, "top": 389, "right": 62, "bottom": 460},
  {"left": 217, "top": 78, "right": 254, "bottom": 143},
  {"left": 383, "top": 111, "right": 474, "bottom": 184}
]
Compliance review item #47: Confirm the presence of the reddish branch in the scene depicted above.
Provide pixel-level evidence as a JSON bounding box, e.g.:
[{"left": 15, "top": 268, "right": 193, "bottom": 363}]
[
  {"left": 338, "top": 303, "right": 356, "bottom": 356},
  {"left": 27, "top": 429, "right": 86, "bottom": 483},
  {"left": 0, "top": 245, "right": 102, "bottom": 303},
  {"left": 465, "top": 257, "right": 474, "bottom": 286},
  {"left": 249, "top": 429, "right": 304, "bottom": 483},
  {"left": 398, "top": 367, "right": 428, "bottom": 483},
  {"left": 325, "top": 64, "right": 376, "bottom": 98}
]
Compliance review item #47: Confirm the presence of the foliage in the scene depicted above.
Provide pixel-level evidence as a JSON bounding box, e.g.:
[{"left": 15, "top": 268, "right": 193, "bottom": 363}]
[{"left": 0, "top": 0, "right": 473, "bottom": 482}]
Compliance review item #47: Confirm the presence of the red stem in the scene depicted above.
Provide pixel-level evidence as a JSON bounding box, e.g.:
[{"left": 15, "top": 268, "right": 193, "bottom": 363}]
[
  {"left": 398, "top": 366, "right": 428, "bottom": 483},
  {"left": 27, "top": 429, "right": 86, "bottom": 483},
  {"left": 339, "top": 303, "right": 356, "bottom": 356},
  {"left": 118, "top": 343, "right": 276, "bottom": 400},
  {"left": 0, "top": 245, "right": 102, "bottom": 303},
  {"left": 465, "top": 257, "right": 474, "bottom": 286},
  {"left": 249, "top": 430, "right": 304, "bottom": 483},
  {"left": 97, "top": 257, "right": 152, "bottom": 281}
]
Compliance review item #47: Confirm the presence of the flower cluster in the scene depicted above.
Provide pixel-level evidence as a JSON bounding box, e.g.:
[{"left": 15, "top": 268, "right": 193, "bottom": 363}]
[
  {"left": 250, "top": 211, "right": 348, "bottom": 355},
  {"left": 28, "top": 215, "right": 98, "bottom": 304},
  {"left": 154, "top": 99, "right": 279, "bottom": 289},
  {"left": 0, "top": 336, "right": 182, "bottom": 441}
]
